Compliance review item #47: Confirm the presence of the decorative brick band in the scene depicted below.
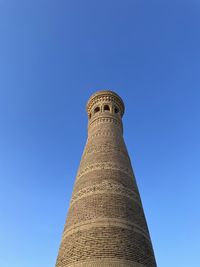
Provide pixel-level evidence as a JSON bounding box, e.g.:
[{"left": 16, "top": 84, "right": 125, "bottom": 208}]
[
  {"left": 88, "top": 116, "right": 122, "bottom": 131},
  {"left": 64, "top": 259, "right": 147, "bottom": 267},
  {"left": 76, "top": 162, "right": 133, "bottom": 181},
  {"left": 88, "top": 130, "right": 121, "bottom": 140},
  {"left": 82, "top": 143, "right": 128, "bottom": 159},
  {"left": 66, "top": 193, "right": 148, "bottom": 231},
  {"left": 70, "top": 181, "right": 141, "bottom": 206},
  {"left": 63, "top": 218, "right": 150, "bottom": 241},
  {"left": 57, "top": 226, "right": 156, "bottom": 267},
  {"left": 73, "top": 169, "right": 138, "bottom": 197}
]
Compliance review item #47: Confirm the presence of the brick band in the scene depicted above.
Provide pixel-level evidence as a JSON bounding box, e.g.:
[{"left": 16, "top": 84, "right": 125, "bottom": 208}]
[
  {"left": 76, "top": 162, "right": 133, "bottom": 181},
  {"left": 62, "top": 259, "right": 148, "bottom": 267},
  {"left": 70, "top": 181, "right": 141, "bottom": 206},
  {"left": 63, "top": 218, "right": 150, "bottom": 240},
  {"left": 57, "top": 226, "right": 155, "bottom": 266}
]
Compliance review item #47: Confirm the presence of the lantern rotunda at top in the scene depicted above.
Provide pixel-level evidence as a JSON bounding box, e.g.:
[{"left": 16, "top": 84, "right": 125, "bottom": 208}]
[{"left": 86, "top": 90, "right": 125, "bottom": 120}]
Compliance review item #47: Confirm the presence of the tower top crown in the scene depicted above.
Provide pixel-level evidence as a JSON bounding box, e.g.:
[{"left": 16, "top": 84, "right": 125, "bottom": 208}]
[{"left": 87, "top": 90, "right": 125, "bottom": 118}]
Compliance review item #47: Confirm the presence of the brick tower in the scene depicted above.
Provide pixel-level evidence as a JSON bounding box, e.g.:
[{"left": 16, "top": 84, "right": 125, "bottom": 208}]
[{"left": 56, "top": 90, "right": 157, "bottom": 267}]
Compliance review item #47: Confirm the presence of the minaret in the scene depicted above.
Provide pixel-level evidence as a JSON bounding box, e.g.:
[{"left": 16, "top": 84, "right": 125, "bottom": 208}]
[{"left": 56, "top": 90, "right": 157, "bottom": 267}]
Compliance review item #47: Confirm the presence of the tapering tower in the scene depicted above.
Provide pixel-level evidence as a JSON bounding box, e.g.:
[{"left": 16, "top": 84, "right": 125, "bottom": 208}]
[{"left": 56, "top": 90, "right": 157, "bottom": 267}]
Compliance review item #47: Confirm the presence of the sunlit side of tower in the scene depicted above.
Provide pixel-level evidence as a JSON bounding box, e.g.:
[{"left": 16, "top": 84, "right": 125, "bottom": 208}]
[{"left": 56, "top": 90, "right": 157, "bottom": 267}]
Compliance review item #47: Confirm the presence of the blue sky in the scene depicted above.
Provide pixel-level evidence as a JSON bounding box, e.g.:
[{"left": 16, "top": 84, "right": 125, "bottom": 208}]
[{"left": 0, "top": 1, "right": 200, "bottom": 266}]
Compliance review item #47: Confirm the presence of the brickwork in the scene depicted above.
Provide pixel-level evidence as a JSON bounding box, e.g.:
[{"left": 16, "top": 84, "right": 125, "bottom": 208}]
[{"left": 55, "top": 90, "right": 157, "bottom": 267}]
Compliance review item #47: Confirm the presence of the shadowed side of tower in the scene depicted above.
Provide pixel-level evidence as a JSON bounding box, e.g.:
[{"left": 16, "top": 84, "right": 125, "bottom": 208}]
[{"left": 56, "top": 90, "right": 157, "bottom": 267}]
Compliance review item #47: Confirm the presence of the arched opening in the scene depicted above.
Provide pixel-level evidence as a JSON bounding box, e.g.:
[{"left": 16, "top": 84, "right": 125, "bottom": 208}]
[
  {"left": 94, "top": 106, "right": 100, "bottom": 114},
  {"left": 114, "top": 106, "right": 119, "bottom": 114},
  {"left": 89, "top": 113, "right": 91, "bottom": 119},
  {"left": 104, "top": 105, "right": 110, "bottom": 112}
]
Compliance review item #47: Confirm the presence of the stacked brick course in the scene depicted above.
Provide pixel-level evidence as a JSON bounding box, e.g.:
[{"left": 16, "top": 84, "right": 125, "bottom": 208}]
[{"left": 56, "top": 90, "right": 157, "bottom": 267}]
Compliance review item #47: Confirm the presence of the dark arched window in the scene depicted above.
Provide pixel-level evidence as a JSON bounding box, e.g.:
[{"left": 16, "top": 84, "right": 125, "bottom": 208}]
[
  {"left": 94, "top": 106, "right": 100, "bottom": 114},
  {"left": 114, "top": 106, "right": 119, "bottom": 114},
  {"left": 104, "top": 105, "right": 110, "bottom": 111},
  {"left": 89, "top": 113, "right": 91, "bottom": 119}
]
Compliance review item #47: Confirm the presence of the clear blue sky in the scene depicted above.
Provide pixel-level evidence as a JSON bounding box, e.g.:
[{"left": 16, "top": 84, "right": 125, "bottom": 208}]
[{"left": 0, "top": 1, "right": 200, "bottom": 266}]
